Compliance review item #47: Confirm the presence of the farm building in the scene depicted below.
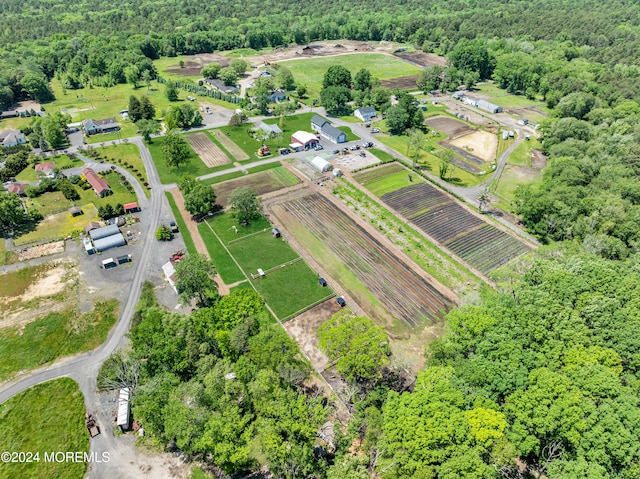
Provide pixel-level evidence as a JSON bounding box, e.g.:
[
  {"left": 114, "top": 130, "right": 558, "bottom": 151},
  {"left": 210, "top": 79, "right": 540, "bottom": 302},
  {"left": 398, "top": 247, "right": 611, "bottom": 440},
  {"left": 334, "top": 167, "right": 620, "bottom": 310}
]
[
  {"left": 310, "top": 116, "right": 347, "bottom": 144},
  {"left": 0, "top": 128, "right": 26, "bottom": 147},
  {"left": 82, "top": 118, "right": 120, "bottom": 135},
  {"left": 89, "top": 224, "right": 125, "bottom": 253},
  {"left": 162, "top": 261, "right": 178, "bottom": 293},
  {"left": 204, "top": 78, "right": 239, "bottom": 95},
  {"left": 476, "top": 99, "right": 503, "bottom": 114},
  {"left": 291, "top": 131, "right": 319, "bottom": 151},
  {"left": 35, "top": 162, "right": 55, "bottom": 178},
  {"left": 7, "top": 183, "right": 27, "bottom": 195},
  {"left": 83, "top": 237, "right": 95, "bottom": 255},
  {"left": 84, "top": 222, "right": 102, "bottom": 234},
  {"left": 69, "top": 206, "right": 83, "bottom": 217},
  {"left": 452, "top": 91, "right": 465, "bottom": 100},
  {"left": 124, "top": 202, "right": 139, "bottom": 213},
  {"left": 354, "top": 107, "right": 377, "bottom": 122},
  {"left": 82, "top": 167, "right": 111, "bottom": 197},
  {"left": 310, "top": 156, "right": 333, "bottom": 173},
  {"left": 117, "top": 388, "right": 131, "bottom": 433},
  {"left": 258, "top": 122, "right": 283, "bottom": 136}
]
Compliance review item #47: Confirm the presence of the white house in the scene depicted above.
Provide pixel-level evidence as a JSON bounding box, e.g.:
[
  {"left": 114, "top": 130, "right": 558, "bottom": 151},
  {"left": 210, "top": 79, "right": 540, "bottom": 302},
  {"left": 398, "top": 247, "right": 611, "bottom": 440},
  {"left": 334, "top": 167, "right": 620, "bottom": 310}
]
[
  {"left": 0, "top": 129, "right": 26, "bottom": 147},
  {"left": 354, "top": 107, "right": 377, "bottom": 122},
  {"left": 310, "top": 115, "right": 347, "bottom": 144}
]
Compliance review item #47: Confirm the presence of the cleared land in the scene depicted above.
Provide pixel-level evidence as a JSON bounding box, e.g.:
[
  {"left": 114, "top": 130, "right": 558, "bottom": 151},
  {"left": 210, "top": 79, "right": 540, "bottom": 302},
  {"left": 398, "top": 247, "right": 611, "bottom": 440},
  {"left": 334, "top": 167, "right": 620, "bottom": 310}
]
[
  {"left": 380, "top": 75, "right": 420, "bottom": 90},
  {"left": 425, "top": 116, "right": 474, "bottom": 137},
  {"left": 212, "top": 130, "right": 250, "bottom": 161},
  {"left": 279, "top": 53, "right": 421, "bottom": 96},
  {"left": 376, "top": 181, "right": 532, "bottom": 274},
  {"left": 450, "top": 130, "right": 498, "bottom": 162},
  {"left": 214, "top": 166, "right": 299, "bottom": 207},
  {"left": 0, "top": 378, "right": 89, "bottom": 479},
  {"left": 275, "top": 192, "right": 453, "bottom": 328},
  {"left": 207, "top": 213, "right": 333, "bottom": 320},
  {"left": 186, "top": 132, "right": 231, "bottom": 167},
  {"left": 14, "top": 203, "right": 100, "bottom": 246}
]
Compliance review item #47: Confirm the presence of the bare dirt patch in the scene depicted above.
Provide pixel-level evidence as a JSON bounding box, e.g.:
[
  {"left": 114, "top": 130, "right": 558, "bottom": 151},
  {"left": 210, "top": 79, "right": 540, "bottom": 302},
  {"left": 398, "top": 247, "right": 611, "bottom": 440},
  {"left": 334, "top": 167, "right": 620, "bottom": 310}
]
[
  {"left": 168, "top": 188, "right": 209, "bottom": 257},
  {"left": 450, "top": 130, "right": 498, "bottom": 162},
  {"left": 212, "top": 130, "right": 250, "bottom": 161},
  {"left": 214, "top": 167, "right": 299, "bottom": 207},
  {"left": 17, "top": 241, "right": 65, "bottom": 262},
  {"left": 380, "top": 75, "right": 419, "bottom": 90},
  {"left": 425, "top": 116, "right": 474, "bottom": 137},
  {"left": 186, "top": 133, "right": 231, "bottom": 167},
  {"left": 282, "top": 299, "right": 342, "bottom": 372},
  {"left": 531, "top": 149, "right": 548, "bottom": 169},
  {"left": 393, "top": 51, "right": 447, "bottom": 68},
  {"left": 165, "top": 53, "right": 231, "bottom": 76}
]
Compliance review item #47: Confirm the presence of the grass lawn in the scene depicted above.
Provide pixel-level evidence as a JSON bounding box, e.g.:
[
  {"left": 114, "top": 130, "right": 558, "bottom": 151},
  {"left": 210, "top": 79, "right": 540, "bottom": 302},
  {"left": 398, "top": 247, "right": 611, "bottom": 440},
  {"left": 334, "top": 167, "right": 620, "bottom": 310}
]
[
  {"left": 0, "top": 240, "right": 17, "bottom": 266},
  {"left": 0, "top": 378, "right": 89, "bottom": 479},
  {"left": 96, "top": 143, "right": 151, "bottom": 197},
  {"left": 198, "top": 222, "right": 245, "bottom": 284},
  {"left": 368, "top": 148, "right": 397, "bottom": 163},
  {"left": 377, "top": 133, "right": 484, "bottom": 187},
  {"left": 0, "top": 299, "right": 118, "bottom": 381},
  {"left": 494, "top": 165, "right": 543, "bottom": 211},
  {"left": 15, "top": 165, "right": 37, "bottom": 182},
  {"left": 0, "top": 115, "right": 32, "bottom": 131},
  {"left": 230, "top": 281, "right": 252, "bottom": 293},
  {"left": 219, "top": 112, "right": 323, "bottom": 160},
  {"left": 507, "top": 137, "right": 543, "bottom": 167},
  {"left": 25, "top": 191, "right": 72, "bottom": 216},
  {"left": 48, "top": 79, "right": 171, "bottom": 127},
  {"left": 337, "top": 126, "right": 359, "bottom": 141},
  {"left": 166, "top": 192, "right": 197, "bottom": 254},
  {"left": 250, "top": 261, "right": 333, "bottom": 320},
  {"left": 338, "top": 115, "right": 361, "bottom": 123},
  {"left": 148, "top": 138, "right": 224, "bottom": 185},
  {"left": 360, "top": 168, "right": 425, "bottom": 197},
  {"left": 209, "top": 212, "right": 328, "bottom": 319},
  {"left": 279, "top": 54, "right": 421, "bottom": 97},
  {"left": 14, "top": 203, "right": 99, "bottom": 246},
  {"left": 52, "top": 154, "right": 84, "bottom": 170},
  {"left": 474, "top": 82, "right": 545, "bottom": 109},
  {"left": 228, "top": 232, "right": 300, "bottom": 274}
]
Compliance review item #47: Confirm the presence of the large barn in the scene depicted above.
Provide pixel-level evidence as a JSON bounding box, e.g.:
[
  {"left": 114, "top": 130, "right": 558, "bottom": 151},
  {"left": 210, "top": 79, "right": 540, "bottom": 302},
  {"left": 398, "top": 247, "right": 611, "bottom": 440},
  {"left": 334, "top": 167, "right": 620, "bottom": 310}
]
[
  {"left": 88, "top": 224, "right": 125, "bottom": 253},
  {"left": 291, "top": 131, "right": 319, "bottom": 151}
]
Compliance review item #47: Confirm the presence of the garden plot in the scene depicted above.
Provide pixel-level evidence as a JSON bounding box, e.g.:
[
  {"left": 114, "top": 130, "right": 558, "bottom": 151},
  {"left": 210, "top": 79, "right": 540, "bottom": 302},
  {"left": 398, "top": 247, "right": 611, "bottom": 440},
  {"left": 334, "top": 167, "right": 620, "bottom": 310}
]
[
  {"left": 425, "top": 116, "right": 473, "bottom": 137},
  {"left": 278, "top": 193, "right": 453, "bottom": 328},
  {"left": 373, "top": 181, "right": 532, "bottom": 275},
  {"left": 186, "top": 132, "right": 231, "bottom": 167},
  {"left": 212, "top": 130, "right": 250, "bottom": 161},
  {"left": 214, "top": 167, "right": 299, "bottom": 207}
]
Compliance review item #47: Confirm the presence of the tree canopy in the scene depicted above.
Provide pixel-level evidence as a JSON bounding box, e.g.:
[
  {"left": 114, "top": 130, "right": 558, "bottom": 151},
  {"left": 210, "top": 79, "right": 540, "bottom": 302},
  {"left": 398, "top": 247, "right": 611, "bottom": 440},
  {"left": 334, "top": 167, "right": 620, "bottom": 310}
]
[{"left": 227, "top": 187, "right": 262, "bottom": 225}]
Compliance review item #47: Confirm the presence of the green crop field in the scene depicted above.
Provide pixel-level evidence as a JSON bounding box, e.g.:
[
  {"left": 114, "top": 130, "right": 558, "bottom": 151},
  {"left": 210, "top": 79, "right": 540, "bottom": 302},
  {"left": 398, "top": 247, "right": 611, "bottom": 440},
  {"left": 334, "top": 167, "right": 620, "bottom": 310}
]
[
  {"left": 279, "top": 53, "right": 421, "bottom": 97},
  {"left": 359, "top": 167, "right": 425, "bottom": 197},
  {"left": 0, "top": 378, "right": 89, "bottom": 479},
  {"left": 198, "top": 222, "right": 245, "bottom": 284},
  {"left": 208, "top": 213, "right": 331, "bottom": 319}
]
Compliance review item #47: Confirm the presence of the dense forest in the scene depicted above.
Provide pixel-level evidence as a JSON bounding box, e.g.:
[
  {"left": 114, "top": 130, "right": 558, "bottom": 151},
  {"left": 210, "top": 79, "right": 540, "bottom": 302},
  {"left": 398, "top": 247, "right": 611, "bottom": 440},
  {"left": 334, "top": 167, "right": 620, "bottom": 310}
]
[{"left": 6, "top": 0, "right": 640, "bottom": 477}]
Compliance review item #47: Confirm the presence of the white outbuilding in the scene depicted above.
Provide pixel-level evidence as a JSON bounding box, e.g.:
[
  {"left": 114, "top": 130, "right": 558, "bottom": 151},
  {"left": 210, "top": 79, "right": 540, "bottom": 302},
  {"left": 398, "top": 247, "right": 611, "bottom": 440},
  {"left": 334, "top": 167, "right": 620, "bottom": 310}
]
[{"left": 310, "top": 156, "right": 333, "bottom": 173}]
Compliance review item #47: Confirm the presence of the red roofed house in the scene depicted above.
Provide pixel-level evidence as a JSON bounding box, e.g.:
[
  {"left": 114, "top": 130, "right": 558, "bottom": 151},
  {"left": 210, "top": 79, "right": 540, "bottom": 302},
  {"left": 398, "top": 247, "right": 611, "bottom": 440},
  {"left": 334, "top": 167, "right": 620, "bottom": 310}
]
[
  {"left": 35, "top": 161, "right": 55, "bottom": 178},
  {"left": 7, "top": 183, "right": 27, "bottom": 195},
  {"left": 82, "top": 167, "right": 111, "bottom": 197}
]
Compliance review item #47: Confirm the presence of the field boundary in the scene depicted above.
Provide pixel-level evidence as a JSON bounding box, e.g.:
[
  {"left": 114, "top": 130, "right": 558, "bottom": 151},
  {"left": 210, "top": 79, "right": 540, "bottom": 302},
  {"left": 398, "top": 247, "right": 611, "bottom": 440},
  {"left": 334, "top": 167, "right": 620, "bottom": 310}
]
[
  {"left": 213, "top": 129, "right": 250, "bottom": 161},
  {"left": 186, "top": 132, "right": 231, "bottom": 168},
  {"left": 227, "top": 228, "right": 271, "bottom": 246},
  {"left": 281, "top": 293, "right": 337, "bottom": 322},
  {"left": 250, "top": 257, "right": 303, "bottom": 278}
]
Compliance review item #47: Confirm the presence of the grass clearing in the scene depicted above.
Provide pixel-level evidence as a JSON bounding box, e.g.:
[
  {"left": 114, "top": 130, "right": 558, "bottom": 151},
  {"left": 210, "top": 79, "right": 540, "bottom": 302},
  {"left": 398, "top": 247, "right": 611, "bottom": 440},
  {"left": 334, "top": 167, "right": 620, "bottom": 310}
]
[
  {"left": 507, "top": 137, "right": 543, "bottom": 167},
  {"left": 0, "top": 299, "right": 118, "bottom": 381},
  {"left": 208, "top": 212, "right": 329, "bottom": 319},
  {"left": 166, "top": 192, "right": 197, "bottom": 254},
  {"left": 279, "top": 54, "right": 421, "bottom": 97},
  {"left": 337, "top": 126, "right": 359, "bottom": 141},
  {"left": 15, "top": 165, "right": 37, "bottom": 182},
  {"left": 14, "top": 203, "right": 99, "bottom": 246},
  {"left": 200, "top": 161, "right": 283, "bottom": 186},
  {"left": 51, "top": 154, "right": 84, "bottom": 170},
  {"left": 0, "top": 378, "right": 89, "bottom": 479},
  {"left": 198, "top": 222, "right": 245, "bottom": 283},
  {"left": 368, "top": 148, "right": 398, "bottom": 163},
  {"left": 95, "top": 143, "right": 151, "bottom": 197}
]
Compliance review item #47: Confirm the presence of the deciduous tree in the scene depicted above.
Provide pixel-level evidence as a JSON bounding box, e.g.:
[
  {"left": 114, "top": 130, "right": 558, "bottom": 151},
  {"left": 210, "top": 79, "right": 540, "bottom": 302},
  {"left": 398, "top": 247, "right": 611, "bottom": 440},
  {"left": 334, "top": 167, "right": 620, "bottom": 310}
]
[
  {"left": 228, "top": 187, "right": 262, "bottom": 225},
  {"left": 174, "top": 253, "right": 219, "bottom": 307},
  {"left": 162, "top": 129, "right": 191, "bottom": 169}
]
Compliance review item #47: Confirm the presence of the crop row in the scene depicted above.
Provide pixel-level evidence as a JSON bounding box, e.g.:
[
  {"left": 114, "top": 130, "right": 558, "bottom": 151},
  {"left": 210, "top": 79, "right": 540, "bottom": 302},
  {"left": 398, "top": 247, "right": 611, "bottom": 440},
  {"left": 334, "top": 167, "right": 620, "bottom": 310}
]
[{"left": 353, "top": 163, "right": 405, "bottom": 185}]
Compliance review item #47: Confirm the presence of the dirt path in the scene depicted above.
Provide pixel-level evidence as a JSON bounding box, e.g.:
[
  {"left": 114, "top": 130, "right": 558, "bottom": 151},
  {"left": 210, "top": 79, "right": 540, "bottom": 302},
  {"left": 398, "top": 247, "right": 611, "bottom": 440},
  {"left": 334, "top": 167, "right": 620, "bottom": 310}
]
[{"left": 167, "top": 188, "right": 209, "bottom": 258}]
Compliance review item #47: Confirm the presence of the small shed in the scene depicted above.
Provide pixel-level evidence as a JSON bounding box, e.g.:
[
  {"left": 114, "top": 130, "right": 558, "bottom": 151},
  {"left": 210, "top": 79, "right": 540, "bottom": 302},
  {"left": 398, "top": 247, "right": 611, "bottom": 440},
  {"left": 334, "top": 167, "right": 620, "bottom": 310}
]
[
  {"left": 69, "top": 206, "right": 83, "bottom": 217},
  {"left": 272, "top": 228, "right": 281, "bottom": 238},
  {"left": 102, "top": 257, "right": 117, "bottom": 269},
  {"left": 117, "top": 254, "right": 132, "bottom": 264},
  {"left": 124, "top": 202, "right": 139, "bottom": 213},
  {"left": 83, "top": 237, "right": 95, "bottom": 255},
  {"left": 116, "top": 388, "right": 131, "bottom": 433}
]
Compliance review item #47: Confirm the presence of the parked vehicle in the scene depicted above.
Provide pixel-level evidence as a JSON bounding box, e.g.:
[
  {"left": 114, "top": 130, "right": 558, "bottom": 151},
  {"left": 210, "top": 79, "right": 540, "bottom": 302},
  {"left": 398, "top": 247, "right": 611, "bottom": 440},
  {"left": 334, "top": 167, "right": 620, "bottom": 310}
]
[
  {"left": 371, "top": 128, "right": 380, "bottom": 133},
  {"left": 314, "top": 145, "right": 324, "bottom": 151},
  {"left": 332, "top": 149, "right": 340, "bottom": 154}
]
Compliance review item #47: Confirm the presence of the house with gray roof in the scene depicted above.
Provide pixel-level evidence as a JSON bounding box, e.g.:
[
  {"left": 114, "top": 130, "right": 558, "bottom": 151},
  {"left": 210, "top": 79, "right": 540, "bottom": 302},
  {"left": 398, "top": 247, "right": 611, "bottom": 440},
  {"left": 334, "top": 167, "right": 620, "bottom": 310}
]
[
  {"left": 269, "top": 90, "right": 287, "bottom": 102},
  {"left": 258, "top": 122, "right": 283, "bottom": 136},
  {"left": 82, "top": 118, "right": 120, "bottom": 135},
  {"left": 0, "top": 129, "right": 26, "bottom": 147},
  {"left": 310, "top": 115, "right": 346, "bottom": 144},
  {"left": 354, "top": 107, "right": 377, "bottom": 122},
  {"left": 204, "top": 78, "right": 239, "bottom": 95}
]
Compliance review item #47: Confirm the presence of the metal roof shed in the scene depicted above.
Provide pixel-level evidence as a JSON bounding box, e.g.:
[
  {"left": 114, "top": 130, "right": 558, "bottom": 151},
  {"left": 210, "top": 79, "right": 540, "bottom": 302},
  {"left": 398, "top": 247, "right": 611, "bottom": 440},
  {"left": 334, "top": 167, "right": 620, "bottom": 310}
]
[
  {"left": 93, "top": 233, "right": 126, "bottom": 252},
  {"left": 89, "top": 224, "right": 120, "bottom": 241}
]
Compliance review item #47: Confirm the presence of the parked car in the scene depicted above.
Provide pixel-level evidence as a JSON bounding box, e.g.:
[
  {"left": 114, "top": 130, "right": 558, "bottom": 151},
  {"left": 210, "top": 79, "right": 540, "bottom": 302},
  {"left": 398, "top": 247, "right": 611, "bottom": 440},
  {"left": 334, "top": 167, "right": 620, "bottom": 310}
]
[
  {"left": 332, "top": 149, "right": 340, "bottom": 154},
  {"left": 371, "top": 128, "right": 380, "bottom": 133},
  {"left": 365, "top": 123, "right": 371, "bottom": 128},
  {"left": 314, "top": 145, "right": 323, "bottom": 151},
  {"left": 336, "top": 297, "right": 346, "bottom": 307},
  {"left": 169, "top": 221, "right": 179, "bottom": 233},
  {"left": 350, "top": 145, "right": 360, "bottom": 151},
  {"left": 362, "top": 142, "right": 373, "bottom": 148}
]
